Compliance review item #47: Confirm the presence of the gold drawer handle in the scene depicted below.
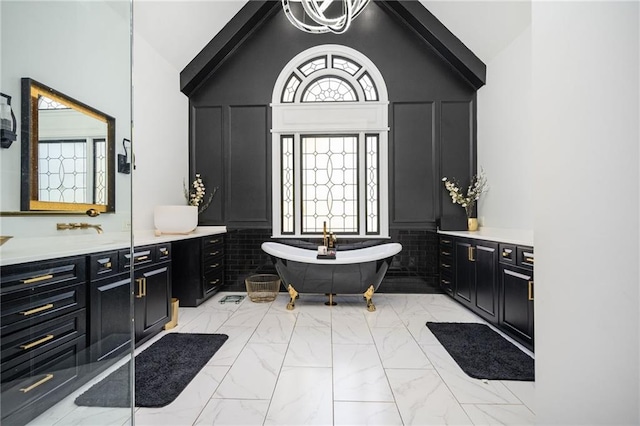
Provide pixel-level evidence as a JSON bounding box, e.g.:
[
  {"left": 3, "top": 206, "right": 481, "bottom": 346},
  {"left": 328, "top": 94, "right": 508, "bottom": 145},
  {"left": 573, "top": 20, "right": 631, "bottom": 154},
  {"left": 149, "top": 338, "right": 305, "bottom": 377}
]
[
  {"left": 209, "top": 279, "right": 220, "bottom": 285},
  {"left": 502, "top": 250, "right": 512, "bottom": 257},
  {"left": 160, "top": 249, "right": 169, "bottom": 256},
  {"left": 524, "top": 256, "right": 534, "bottom": 263},
  {"left": 20, "top": 374, "right": 54, "bottom": 393},
  {"left": 440, "top": 263, "right": 450, "bottom": 268},
  {"left": 441, "top": 239, "right": 451, "bottom": 244},
  {"left": 21, "top": 274, "right": 54, "bottom": 284},
  {"left": 209, "top": 263, "right": 220, "bottom": 269},
  {"left": 209, "top": 251, "right": 220, "bottom": 256},
  {"left": 441, "top": 279, "right": 451, "bottom": 285},
  {"left": 209, "top": 239, "right": 220, "bottom": 244},
  {"left": 528, "top": 281, "right": 534, "bottom": 301},
  {"left": 104, "top": 261, "right": 112, "bottom": 268},
  {"left": 135, "top": 255, "right": 149, "bottom": 262},
  {"left": 20, "top": 334, "right": 54, "bottom": 350},
  {"left": 441, "top": 251, "right": 450, "bottom": 256},
  {"left": 135, "top": 278, "right": 145, "bottom": 298},
  {"left": 20, "top": 303, "right": 54, "bottom": 316},
  {"left": 468, "top": 246, "right": 475, "bottom": 262}
]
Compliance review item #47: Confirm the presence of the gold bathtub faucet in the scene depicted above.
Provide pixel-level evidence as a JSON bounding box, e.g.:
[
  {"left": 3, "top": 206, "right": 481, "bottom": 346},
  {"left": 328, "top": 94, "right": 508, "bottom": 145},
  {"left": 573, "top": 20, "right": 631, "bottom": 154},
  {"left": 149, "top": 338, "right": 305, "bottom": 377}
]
[
  {"left": 57, "top": 222, "right": 103, "bottom": 234},
  {"left": 322, "top": 221, "right": 336, "bottom": 248}
]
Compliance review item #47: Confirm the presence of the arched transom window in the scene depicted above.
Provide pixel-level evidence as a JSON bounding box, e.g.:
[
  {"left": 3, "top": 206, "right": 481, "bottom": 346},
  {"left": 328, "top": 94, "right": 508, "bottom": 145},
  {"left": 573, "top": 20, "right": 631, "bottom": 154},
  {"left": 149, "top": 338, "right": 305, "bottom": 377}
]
[{"left": 272, "top": 45, "right": 389, "bottom": 238}]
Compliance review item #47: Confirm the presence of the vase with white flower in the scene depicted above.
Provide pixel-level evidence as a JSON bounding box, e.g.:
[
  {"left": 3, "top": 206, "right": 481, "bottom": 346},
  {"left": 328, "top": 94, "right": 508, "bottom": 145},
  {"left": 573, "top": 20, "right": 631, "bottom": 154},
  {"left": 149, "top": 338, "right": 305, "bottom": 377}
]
[
  {"left": 154, "top": 173, "right": 218, "bottom": 235},
  {"left": 441, "top": 169, "right": 488, "bottom": 231}
]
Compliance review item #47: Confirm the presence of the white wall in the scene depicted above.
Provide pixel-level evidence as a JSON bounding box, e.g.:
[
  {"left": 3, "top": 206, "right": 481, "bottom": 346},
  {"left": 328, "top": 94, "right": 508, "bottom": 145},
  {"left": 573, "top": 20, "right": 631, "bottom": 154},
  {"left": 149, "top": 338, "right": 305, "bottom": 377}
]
[
  {"left": 131, "top": 24, "right": 189, "bottom": 231},
  {"left": 532, "top": 1, "right": 639, "bottom": 424},
  {"left": 0, "top": 0, "right": 131, "bottom": 237},
  {"left": 477, "top": 25, "right": 532, "bottom": 230}
]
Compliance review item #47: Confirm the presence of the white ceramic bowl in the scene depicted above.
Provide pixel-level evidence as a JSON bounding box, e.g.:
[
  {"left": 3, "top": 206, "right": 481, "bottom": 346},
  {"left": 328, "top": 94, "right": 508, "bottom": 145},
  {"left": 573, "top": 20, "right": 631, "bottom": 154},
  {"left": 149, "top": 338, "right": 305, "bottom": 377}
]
[{"left": 154, "top": 205, "right": 198, "bottom": 234}]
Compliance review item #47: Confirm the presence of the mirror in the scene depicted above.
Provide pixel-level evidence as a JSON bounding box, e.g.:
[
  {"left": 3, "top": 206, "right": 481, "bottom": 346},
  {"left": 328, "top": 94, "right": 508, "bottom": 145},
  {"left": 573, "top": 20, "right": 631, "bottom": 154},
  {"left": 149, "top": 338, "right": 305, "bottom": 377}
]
[{"left": 20, "top": 78, "right": 115, "bottom": 212}]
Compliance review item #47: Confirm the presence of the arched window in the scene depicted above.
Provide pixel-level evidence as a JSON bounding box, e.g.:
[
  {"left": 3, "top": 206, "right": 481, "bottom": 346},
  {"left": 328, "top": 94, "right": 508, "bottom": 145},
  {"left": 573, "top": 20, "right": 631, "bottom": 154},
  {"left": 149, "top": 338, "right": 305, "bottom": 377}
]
[{"left": 271, "top": 45, "right": 389, "bottom": 238}]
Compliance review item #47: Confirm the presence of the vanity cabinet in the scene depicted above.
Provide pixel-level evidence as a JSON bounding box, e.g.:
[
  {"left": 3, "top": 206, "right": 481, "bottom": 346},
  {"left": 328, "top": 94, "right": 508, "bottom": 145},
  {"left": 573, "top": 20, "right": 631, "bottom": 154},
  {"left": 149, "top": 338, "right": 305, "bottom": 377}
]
[
  {"left": 87, "top": 251, "right": 130, "bottom": 364},
  {"left": 499, "top": 244, "right": 535, "bottom": 350},
  {"left": 120, "top": 244, "right": 172, "bottom": 345},
  {"left": 453, "top": 237, "right": 499, "bottom": 323},
  {"left": 439, "top": 234, "right": 534, "bottom": 350},
  {"left": 0, "top": 256, "right": 87, "bottom": 426},
  {"left": 438, "top": 237, "right": 454, "bottom": 295},
  {"left": 171, "top": 235, "right": 224, "bottom": 307}
]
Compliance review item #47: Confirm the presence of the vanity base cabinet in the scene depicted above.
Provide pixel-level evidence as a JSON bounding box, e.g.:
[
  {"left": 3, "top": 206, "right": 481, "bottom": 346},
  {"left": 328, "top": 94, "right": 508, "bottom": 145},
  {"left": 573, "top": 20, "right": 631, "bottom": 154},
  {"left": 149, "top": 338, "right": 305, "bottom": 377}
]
[
  {"left": 452, "top": 238, "right": 499, "bottom": 324},
  {"left": 88, "top": 251, "right": 131, "bottom": 365},
  {"left": 172, "top": 235, "right": 224, "bottom": 307},
  {"left": 0, "top": 256, "right": 87, "bottom": 426},
  {"left": 439, "top": 234, "right": 534, "bottom": 351},
  {"left": 499, "top": 246, "right": 534, "bottom": 351},
  {"left": 134, "top": 263, "right": 171, "bottom": 345}
]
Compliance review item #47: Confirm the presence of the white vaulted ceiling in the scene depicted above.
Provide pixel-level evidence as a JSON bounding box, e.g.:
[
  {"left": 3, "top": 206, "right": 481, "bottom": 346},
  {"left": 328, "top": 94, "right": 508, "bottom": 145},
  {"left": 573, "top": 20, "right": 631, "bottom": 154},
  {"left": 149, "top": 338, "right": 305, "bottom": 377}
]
[{"left": 133, "top": 0, "right": 531, "bottom": 72}]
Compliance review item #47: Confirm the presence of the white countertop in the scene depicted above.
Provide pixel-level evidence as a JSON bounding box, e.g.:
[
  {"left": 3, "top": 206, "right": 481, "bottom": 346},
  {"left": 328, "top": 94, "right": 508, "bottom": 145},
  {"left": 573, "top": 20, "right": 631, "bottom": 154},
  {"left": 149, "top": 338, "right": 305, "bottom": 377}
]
[
  {"left": 438, "top": 227, "right": 534, "bottom": 246},
  {"left": 0, "top": 226, "right": 227, "bottom": 266}
]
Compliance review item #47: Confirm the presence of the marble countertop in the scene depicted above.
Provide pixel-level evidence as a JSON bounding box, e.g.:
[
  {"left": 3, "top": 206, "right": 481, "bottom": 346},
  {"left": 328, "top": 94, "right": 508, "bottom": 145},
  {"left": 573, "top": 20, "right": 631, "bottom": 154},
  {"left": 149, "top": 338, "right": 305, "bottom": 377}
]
[
  {"left": 0, "top": 226, "right": 227, "bottom": 266},
  {"left": 438, "top": 227, "right": 534, "bottom": 246}
]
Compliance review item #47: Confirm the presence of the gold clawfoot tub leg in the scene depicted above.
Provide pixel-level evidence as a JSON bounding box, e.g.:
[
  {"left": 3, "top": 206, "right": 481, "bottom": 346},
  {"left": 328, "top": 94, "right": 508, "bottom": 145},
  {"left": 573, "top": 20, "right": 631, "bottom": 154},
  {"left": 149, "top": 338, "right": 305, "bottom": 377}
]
[
  {"left": 287, "top": 284, "right": 299, "bottom": 310},
  {"left": 363, "top": 285, "right": 376, "bottom": 312}
]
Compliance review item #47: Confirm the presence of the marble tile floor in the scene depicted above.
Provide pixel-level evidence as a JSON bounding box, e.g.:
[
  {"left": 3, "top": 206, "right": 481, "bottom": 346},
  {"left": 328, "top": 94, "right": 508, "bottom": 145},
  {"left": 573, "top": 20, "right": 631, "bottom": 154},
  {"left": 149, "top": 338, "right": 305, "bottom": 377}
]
[{"left": 30, "top": 292, "right": 535, "bottom": 426}]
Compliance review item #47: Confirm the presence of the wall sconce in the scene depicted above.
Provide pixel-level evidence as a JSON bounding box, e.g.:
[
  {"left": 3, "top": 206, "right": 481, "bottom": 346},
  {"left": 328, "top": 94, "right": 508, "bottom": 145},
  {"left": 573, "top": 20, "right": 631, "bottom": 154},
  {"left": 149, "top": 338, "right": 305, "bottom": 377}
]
[
  {"left": 118, "top": 138, "right": 131, "bottom": 174},
  {"left": 0, "top": 93, "right": 17, "bottom": 149}
]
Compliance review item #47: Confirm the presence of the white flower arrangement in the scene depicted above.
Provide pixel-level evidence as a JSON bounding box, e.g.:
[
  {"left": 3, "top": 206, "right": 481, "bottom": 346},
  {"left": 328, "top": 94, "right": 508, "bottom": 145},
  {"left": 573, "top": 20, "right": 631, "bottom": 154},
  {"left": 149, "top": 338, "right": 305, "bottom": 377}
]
[
  {"left": 441, "top": 169, "right": 488, "bottom": 218},
  {"left": 184, "top": 173, "right": 218, "bottom": 214}
]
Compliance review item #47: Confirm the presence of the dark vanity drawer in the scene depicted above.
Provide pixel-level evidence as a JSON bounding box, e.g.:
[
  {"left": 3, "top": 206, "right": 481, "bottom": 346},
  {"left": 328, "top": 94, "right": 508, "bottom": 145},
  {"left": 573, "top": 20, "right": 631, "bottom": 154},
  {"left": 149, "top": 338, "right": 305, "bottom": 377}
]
[
  {"left": 499, "top": 244, "right": 516, "bottom": 264},
  {"left": 1, "top": 309, "right": 86, "bottom": 375},
  {"left": 203, "top": 238, "right": 223, "bottom": 262},
  {"left": 119, "top": 245, "right": 154, "bottom": 271},
  {"left": 156, "top": 243, "right": 171, "bottom": 262},
  {"left": 439, "top": 236, "right": 455, "bottom": 294},
  {"left": 1, "top": 282, "right": 86, "bottom": 337},
  {"left": 0, "top": 256, "right": 85, "bottom": 293},
  {"left": 1, "top": 335, "right": 86, "bottom": 423},
  {"left": 517, "top": 246, "right": 534, "bottom": 269},
  {"left": 89, "top": 251, "right": 119, "bottom": 280}
]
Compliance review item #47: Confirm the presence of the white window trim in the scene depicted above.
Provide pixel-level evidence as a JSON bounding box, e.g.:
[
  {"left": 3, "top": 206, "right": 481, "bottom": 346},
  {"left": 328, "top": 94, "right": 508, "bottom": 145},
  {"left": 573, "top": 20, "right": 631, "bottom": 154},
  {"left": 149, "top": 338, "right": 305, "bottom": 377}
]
[{"left": 271, "top": 45, "right": 389, "bottom": 238}]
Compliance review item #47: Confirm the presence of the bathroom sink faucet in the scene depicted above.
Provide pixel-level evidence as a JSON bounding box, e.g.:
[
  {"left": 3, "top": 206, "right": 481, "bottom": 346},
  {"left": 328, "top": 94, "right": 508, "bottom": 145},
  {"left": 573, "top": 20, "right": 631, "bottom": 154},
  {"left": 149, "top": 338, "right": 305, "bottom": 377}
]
[{"left": 57, "top": 223, "right": 103, "bottom": 234}]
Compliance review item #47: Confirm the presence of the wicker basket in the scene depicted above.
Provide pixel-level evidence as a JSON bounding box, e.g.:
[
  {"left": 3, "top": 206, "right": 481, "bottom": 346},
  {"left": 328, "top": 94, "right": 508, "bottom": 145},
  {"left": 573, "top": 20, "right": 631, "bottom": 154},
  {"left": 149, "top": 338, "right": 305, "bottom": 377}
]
[{"left": 245, "top": 274, "right": 281, "bottom": 302}]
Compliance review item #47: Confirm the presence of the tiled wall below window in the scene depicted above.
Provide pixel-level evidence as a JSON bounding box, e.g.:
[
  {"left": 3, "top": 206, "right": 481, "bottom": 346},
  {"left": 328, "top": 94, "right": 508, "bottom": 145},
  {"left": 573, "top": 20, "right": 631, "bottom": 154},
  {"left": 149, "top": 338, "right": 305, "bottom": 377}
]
[{"left": 223, "top": 228, "right": 441, "bottom": 293}]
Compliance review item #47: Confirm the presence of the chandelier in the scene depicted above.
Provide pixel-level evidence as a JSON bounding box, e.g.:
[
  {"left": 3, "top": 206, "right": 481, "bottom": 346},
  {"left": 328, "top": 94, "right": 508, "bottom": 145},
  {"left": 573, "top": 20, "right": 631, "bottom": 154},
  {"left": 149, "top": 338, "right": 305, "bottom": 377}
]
[{"left": 282, "top": 0, "right": 371, "bottom": 34}]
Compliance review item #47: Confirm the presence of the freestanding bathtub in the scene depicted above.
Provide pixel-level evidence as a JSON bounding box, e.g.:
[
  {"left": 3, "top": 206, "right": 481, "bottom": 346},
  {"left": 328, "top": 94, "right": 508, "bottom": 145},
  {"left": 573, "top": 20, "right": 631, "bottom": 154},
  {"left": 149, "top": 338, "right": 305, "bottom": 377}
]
[{"left": 261, "top": 241, "right": 402, "bottom": 311}]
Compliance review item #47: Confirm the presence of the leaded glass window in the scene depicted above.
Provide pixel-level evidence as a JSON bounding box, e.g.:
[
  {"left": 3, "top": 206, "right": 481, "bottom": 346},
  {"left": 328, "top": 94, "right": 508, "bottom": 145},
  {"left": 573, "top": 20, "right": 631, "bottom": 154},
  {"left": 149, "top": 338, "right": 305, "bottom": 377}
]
[
  {"left": 272, "top": 45, "right": 389, "bottom": 237},
  {"left": 282, "top": 74, "right": 301, "bottom": 103},
  {"left": 94, "top": 139, "right": 107, "bottom": 204},
  {"left": 302, "top": 77, "right": 357, "bottom": 102},
  {"left": 301, "top": 135, "right": 358, "bottom": 234},
  {"left": 38, "top": 139, "right": 87, "bottom": 203},
  {"left": 332, "top": 56, "right": 361, "bottom": 75},
  {"left": 281, "top": 136, "right": 295, "bottom": 234},
  {"left": 298, "top": 56, "right": 327, "bottom": 76}
]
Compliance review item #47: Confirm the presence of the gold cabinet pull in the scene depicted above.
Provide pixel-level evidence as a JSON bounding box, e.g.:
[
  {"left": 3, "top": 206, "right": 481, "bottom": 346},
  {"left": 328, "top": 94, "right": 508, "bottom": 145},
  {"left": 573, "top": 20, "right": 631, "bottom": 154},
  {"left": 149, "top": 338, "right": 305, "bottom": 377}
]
[
  {"left": 528, "top": 281, "right": 534, "bottom": 301},
  {"left": 441, "top": 251, "right": 450, "bottom": 256},
  {"left": 468, "top": 246, "right": 475, "bottom": 262},
  {"left": 209, "top": 263, "right": 220, "bottom": 269},
  {"left": 160, "top": 249, "right": 169, "bottom": 256},
  {"left": 21, "top": 274, "right": 53, "bottom": 284},
  {"left": 104, "top": 261, "right": 112, "bottom": 269},
  {"left": 502, "top": 249, "right": 512, "bottom": 257},
  {"left": 143, "top": 277, "right": 147, "bottom": 297},
  {"left": 20, "top": 303, "right": 54, "bottom": 316},
  {"left": 20, "top": 334, "right": 54, "bottom": 350},
  {"left": 20, "top": 374, "right": 54, "bottom": 393},
  {"left": 209, "top": 251, "right": 220, "bottom": 256},
  {"left": 209, "top": 279, "right": 220, "bottom": 285},
  {"left": 524, "top": 256, "right": 534, "bottom": 263},
  {"left": 209, "top": 239, "right": 220, "bottom": 244},
  {"left": 441, "top": 279, "right": 451, "bottom": 285},
  {"left": 441, "top": 239, "right": 451, "bottom": 244},
  {"left": 135, "top": 255, "right": 149, "bottom": 262},
  {"left": 135, "top": 278, "right": 145, "bottom": 298},
  {"left": 440, "top": 263, "right": 451, "bottom": 268}
]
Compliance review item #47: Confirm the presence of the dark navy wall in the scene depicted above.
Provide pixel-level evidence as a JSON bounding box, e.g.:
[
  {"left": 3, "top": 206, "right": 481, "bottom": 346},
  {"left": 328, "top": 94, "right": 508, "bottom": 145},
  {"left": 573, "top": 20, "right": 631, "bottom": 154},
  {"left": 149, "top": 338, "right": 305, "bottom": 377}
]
[{"left": 188, "top": 3, "right": 479, "bottom": 292}]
